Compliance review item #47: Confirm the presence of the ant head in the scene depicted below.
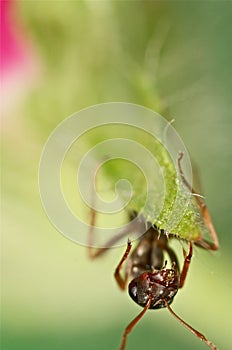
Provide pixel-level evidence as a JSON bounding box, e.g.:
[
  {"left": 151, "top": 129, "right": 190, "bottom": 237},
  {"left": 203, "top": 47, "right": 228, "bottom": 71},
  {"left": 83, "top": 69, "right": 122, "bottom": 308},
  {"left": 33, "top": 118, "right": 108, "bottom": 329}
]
[{"left": 128, "top": 269, "right": 179, "bottom": 309}]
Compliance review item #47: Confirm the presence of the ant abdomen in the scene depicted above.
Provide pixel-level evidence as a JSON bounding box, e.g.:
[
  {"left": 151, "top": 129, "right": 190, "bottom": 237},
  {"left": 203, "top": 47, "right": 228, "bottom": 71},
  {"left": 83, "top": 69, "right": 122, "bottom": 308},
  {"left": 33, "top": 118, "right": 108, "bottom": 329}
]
[{"left": 128, "top": 269, "right": 179, "bottom": 309}]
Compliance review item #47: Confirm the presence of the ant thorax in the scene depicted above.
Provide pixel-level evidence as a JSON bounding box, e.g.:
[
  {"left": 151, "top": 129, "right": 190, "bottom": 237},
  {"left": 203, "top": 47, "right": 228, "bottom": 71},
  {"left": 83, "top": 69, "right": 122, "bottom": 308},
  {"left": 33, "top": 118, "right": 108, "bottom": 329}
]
[{"left": 127, "top": 226, "right": 179, "bottom": 277}]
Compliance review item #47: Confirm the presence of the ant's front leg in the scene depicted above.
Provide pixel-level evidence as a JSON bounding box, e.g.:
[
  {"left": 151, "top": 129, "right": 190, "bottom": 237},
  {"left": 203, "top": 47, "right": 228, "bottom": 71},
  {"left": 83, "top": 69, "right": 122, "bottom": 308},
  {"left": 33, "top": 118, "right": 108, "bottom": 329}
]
[
  {"left": 114, "top": 240, "right": 132, "bottom": 290},
  {"left": 179, "top": 242, "right": 193, "bottom": 288}
]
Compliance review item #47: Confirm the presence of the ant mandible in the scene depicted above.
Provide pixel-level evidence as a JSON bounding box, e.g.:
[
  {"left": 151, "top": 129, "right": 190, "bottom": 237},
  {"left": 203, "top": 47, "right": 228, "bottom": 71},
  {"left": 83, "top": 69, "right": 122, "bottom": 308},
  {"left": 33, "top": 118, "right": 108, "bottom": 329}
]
[{"left": 88, "top": 152, "right": 219, "bottom": 350}]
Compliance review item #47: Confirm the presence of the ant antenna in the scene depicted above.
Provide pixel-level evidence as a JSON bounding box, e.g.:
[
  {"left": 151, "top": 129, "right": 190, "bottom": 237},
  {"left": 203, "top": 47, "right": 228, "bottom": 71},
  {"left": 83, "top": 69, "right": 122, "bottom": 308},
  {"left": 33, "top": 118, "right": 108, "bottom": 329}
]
[
  {"left": 120, "top": 297, "right": 152, "bottom": 350},
  {"left": 164, "top": 300, "right": 217, "bottom": 350}
]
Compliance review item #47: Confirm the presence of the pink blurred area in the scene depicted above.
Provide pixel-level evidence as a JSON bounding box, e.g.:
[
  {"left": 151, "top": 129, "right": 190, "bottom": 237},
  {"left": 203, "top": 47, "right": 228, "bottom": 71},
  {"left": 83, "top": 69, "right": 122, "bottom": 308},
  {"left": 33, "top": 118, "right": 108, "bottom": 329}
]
[{"left": 1, "top": 0, "right": 40, "bottom": 118}]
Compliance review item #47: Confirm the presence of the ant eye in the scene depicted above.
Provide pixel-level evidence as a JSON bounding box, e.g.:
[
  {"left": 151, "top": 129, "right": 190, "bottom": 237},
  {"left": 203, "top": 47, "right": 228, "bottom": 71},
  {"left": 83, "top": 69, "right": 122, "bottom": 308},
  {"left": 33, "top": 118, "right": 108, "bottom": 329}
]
[
  {"left": 128, "top": 282, "right": 138, "bottom": 301},
  {"left": 131, "top": 285, "right": 137, "bottom": 297},
  {"left": 128, "top": 276, "right": 151, "bottom": 307}
]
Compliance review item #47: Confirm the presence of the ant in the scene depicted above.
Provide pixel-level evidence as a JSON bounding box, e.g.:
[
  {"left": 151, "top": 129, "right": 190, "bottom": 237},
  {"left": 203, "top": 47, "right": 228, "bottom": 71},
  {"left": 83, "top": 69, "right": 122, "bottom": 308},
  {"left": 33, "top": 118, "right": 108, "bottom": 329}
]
[{"left": 88, "top": 152, "right": 219, "bottom": 350}]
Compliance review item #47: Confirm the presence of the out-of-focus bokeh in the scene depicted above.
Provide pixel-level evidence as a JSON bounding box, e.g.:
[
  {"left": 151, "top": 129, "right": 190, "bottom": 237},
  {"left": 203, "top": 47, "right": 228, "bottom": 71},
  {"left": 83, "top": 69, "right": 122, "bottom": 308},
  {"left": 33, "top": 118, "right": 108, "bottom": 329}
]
[{"left": 2, "top": 1, "right": 232, "bottom": 350}]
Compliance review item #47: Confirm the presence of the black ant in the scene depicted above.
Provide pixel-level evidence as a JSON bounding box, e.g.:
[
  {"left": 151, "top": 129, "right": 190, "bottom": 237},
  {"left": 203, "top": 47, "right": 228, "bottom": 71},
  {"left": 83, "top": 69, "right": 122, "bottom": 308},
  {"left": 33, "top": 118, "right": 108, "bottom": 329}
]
[{"left": 88, "top": 152, "right": 219, "bottom": 350}]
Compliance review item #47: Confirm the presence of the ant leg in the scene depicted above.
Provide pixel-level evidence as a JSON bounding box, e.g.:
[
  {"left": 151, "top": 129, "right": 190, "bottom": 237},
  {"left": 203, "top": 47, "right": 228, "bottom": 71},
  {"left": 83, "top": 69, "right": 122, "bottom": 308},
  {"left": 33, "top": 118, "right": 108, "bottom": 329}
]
[
  {"left": 87, "top": 207, "right": 99, "bottom": 259},
  {"left": 179, "top": 242, "right": 193, "bottom": 288},
  {"left": 88, "top": 208, "right": 143, "bottom": 260},
  {"left": 87, "top": 207, "right": 111, "bottom": 259},
  {"left": 87, "top": 197, "right": 146, "bottom": 260},
  {"left": 87, "top": 159, "right": 116, "bottom": 259},
  {"left": 114, "top": 240, "right": 132, "bottom": 290},
  {"left": 178, "top": 152, "right": 219, "bottom": 251},
  {"left": 87, "top": 160, "right": 146, "bottom": 259},
  {"left": 164, "top": 300, "right": 217, "bottom": 350},
  {"left": 120, "top": 297, "right": 152, "bottom": 350}
]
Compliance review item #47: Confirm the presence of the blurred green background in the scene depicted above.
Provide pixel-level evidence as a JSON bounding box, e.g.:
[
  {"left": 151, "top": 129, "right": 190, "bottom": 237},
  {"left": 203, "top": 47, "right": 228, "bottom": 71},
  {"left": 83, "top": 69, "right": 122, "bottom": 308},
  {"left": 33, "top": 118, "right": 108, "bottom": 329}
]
[{"left": 2, "top": 1, "right": 232, "bottom": 350}]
